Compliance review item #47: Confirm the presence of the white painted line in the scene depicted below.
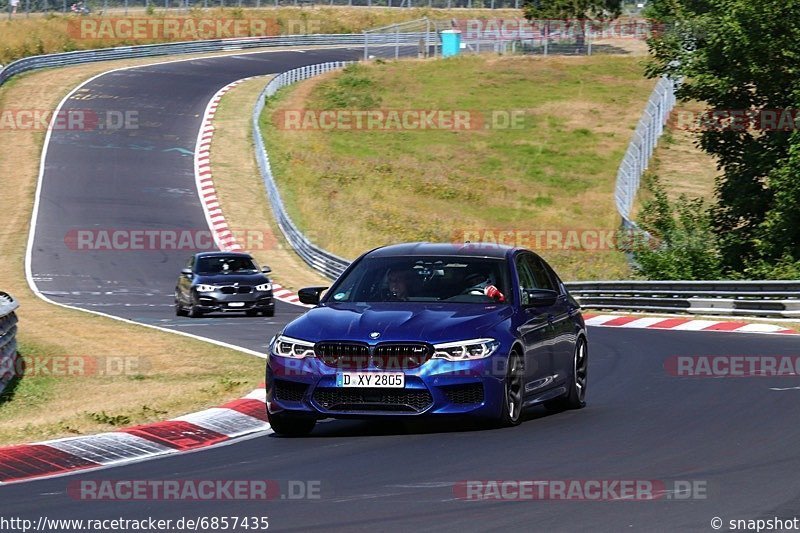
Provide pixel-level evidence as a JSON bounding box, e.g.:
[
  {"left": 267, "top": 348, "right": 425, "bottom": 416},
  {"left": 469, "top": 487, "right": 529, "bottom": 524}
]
[
  {"left": 243, "top": 388, "right": 268, "bottom": 402},
  {"left": 174, "top": 408, "right": 268, "bottom": 438},
  {"left": 44, "top": 432, "right": 174, "bottom": 464},
  {"left": 614, "top": 317, "right": 668, "bottom": 329},
  {"left": 670, "top": 319, "right": 722, "bottom": 331}
]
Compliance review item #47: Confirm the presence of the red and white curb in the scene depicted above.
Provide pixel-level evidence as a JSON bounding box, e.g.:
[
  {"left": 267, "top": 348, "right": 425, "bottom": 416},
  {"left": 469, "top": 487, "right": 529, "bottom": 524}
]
[
  {"left": 0, "top": 385, "right": 269, "bottom": 484},
  {"left": 583, "top": 313, "right": 798, "bottom": 335},
  {"left": 193, "top": 77, "right": 311, "bottom": 308}
]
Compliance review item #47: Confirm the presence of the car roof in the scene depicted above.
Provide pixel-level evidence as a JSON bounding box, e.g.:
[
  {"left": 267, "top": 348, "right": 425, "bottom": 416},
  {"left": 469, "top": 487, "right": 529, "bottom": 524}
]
[
  {"left": 194, "top": 251, "right": 253, "bottom": 259},
  {"left": 365, "top": 242, "right": 515, "bottom": 259}
]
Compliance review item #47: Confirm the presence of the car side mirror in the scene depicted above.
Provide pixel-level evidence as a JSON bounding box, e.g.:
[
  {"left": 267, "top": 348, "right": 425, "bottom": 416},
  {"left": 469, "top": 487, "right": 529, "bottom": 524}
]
[
  {"left": 522, "top": 289, "right": 558, "bottom": 307},
  {"left": 298, "top": 286, "right": 328, "bottom": 305},
  {"left": 181, "top": 268, "right": 193, "bottom": 277},
  {"left": 261, "top": 266, "right": 272, "bottom": 274}
]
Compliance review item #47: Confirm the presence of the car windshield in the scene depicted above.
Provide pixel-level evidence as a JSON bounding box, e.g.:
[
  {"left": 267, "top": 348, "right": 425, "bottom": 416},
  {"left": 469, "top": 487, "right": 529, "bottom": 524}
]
[
  {"left": 196, "top": 256, "right": 258, "bottom": 274},
  {"left": 325, "top": 256, "right": 511, "bottom": 304}
]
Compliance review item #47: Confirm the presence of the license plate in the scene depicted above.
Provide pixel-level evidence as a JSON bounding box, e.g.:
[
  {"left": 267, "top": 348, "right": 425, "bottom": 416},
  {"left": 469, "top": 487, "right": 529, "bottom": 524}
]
[
  {"left": 336, "top": 372, "right": 405, "bottom": 388},
  {"left": 228, "top": 302, "right": 245, "bottom": 308}
]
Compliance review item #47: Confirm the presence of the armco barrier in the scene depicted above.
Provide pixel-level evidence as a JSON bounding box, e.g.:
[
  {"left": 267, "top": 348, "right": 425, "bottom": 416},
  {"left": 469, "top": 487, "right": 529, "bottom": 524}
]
[
  {"left": 0, "top": 293, "right": 20, "bottom": 394},
  {"left": 0, "top": 33, "right": 430, "bottom": 88},
  {"left": 564, "top": 280, "right": 800, "bottom": 318},
  {"left": 614, "top": 76, "right": 678, "bottom": 229},
  {"left": 4, "top": 36, "right": 791, "bottom": 315},
  {"left": 253, "top": 62, "right": 355, "bottom": 280},
  {"left": 250, "top": 64, "right": 799, "bottom": 320}
]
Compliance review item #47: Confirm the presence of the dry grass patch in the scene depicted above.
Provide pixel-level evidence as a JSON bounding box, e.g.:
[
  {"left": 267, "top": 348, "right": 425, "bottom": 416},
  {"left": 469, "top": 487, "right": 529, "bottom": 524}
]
[{"left": 647, "top": 100, "right": 719, "bottom": 201}]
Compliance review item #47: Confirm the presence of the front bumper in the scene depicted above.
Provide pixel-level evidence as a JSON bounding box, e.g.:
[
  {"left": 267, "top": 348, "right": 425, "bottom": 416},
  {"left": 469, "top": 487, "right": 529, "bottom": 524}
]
[
  {"left": 266, "top": 355, "right": 506, "bottom": 419},
  {"left": 194, "top": 290, "right": 274, "bottom": 313}
]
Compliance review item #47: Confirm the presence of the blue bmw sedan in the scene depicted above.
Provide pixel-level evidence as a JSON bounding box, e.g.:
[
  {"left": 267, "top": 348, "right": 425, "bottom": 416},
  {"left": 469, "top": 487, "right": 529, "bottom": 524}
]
[{"left": 266, "top": 242, "right": 588, "bottom": 436}]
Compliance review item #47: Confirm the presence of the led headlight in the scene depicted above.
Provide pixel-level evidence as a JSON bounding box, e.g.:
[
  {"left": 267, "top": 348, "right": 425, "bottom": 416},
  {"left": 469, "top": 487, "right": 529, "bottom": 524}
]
[
  {"left": 272, "top": 335, "right": 315, "bottom": 359},
  {"left": 255, "top": 282, "right": 272, "bottom": 292},
  {"left": 432, "top": 338, "right": 500, "bottom": 361},
  {"left": 196, "top": 284, "right": 220, "bottom": 293}
]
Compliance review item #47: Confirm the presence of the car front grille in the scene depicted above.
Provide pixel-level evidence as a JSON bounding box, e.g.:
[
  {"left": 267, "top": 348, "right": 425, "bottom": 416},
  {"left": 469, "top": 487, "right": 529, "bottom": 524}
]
[
  {"left": 373, "top": 343, "right": 433, "bottom": 370},
  {"left": 313, "top": 388, "right": 433, "bottom": 413},
  {"left": 441, "top": 383, "right": 485, "bottom": 404},
  {"left": 220, "top": 286, "right": 252, "bottom": 294},
  {"left": 315, "top": 342, "right": 370, "bottom": 370},
  {"left": 273, "top": 380, "right": 309, "bottom": 402}
]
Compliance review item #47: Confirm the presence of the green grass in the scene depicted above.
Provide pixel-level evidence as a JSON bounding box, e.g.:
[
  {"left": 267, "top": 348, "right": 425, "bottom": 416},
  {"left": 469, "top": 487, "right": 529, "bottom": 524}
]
[{"left": 261, "top": 54, "right": 656, "bottom": 280}]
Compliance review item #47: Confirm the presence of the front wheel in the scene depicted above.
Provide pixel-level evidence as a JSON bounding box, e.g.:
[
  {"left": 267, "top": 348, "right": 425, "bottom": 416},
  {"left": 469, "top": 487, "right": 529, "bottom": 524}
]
[
  {"left": 174, "top": 291, "right": 188, "bottom": 316},
  {"left": 268, "top": 411, "right": 316, "bottom": 437},
  {"left": 544, "top": 337, "right": 588, "bottom": 411},
  {"left": 497, "top": 352, "right": 524, "bottom": 427}
]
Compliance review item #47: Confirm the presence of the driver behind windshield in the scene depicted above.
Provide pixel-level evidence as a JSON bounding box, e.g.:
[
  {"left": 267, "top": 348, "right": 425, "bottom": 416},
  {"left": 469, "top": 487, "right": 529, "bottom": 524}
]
[
  {"left": 460, "top": 268, "right": 506, "bottom": 302},
  {"left": 198, "top": 256, "right": 257, "bottom": 274},
  {"left": 386, "top": 268, "right": 415, "bottom": 300}
]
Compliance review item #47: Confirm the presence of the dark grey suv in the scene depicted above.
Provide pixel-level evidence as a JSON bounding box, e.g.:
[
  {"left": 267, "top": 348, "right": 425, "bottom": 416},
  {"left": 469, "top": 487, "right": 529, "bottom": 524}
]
[{"left": 175, "top": 252, "right": 275, "bottom": 318}]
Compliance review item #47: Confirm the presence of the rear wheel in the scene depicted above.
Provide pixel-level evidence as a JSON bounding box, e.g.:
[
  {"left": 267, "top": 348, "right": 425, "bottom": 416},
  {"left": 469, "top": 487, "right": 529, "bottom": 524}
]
[
  {"left": 544, "top": 337, "right": 588, "bottom": 411},
  {"left": 498, "top": 351, "right": 524, "bottom": 427},
  {"left": 268, "top": 411, "right": 316, "bottom": 437}
]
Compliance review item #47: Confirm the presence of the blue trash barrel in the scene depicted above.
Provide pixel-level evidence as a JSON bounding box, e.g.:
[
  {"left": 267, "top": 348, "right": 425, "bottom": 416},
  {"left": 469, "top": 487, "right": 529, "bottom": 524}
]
[{"left": 441, "top": 29, "right": 462, "bottom": 58}]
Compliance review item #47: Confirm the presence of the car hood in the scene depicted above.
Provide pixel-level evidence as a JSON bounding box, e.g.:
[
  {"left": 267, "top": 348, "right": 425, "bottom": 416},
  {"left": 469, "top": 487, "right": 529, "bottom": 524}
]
[
  {"left": 195, "top": 273, "right": 268, "bottom": 285},
  {"left": 283, "top": 302, "right": 513, "bottom": 344}
]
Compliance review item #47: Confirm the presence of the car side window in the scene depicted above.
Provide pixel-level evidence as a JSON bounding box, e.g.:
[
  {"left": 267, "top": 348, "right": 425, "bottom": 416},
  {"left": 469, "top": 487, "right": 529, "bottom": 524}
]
[
  {"left": 186, "top": 256, "right": 194, "bottom": 270},
  {"left": 515, "top": 254, "right": 537, "bottom": 290},
  {"left": 530, "top": 256, "right": 556, "bottom": 291},
  {"left": 542, "top": 261, "right": 565, "bottom": 295}
]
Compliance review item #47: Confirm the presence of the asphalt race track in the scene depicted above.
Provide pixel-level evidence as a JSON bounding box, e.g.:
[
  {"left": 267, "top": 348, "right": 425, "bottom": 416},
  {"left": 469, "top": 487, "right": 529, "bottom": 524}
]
[
  {"left": 4, "top": 329, "right": 800, "bottom": 530},
  {"left": 28, "top": 47, "right": 366, "bottom": 354},
  {"left": 16, "top": 47, "right": 800, "bottom": 530}
]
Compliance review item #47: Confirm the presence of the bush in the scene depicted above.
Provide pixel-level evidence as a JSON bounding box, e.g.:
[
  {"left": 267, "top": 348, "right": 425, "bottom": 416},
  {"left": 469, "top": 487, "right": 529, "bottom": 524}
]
[{"left": 631, "top": 176, "right": 723, "bottom": 280}]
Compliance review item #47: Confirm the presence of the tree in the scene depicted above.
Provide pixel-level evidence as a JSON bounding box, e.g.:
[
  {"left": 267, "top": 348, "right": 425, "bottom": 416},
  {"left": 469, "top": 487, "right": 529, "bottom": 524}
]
[
  {"left": 646, "top": 0, "right": 800, "bottom": 278},
  {"left": 523, "top": 0, "right": 623, "bottom": 48}
]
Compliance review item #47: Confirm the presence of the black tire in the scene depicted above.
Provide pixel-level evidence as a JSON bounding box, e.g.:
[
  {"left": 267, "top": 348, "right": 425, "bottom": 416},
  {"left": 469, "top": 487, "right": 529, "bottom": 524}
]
[
  {"left": 188, "top": 305, "right": 204, "bottom": 318},
  {"left": 498, "top": 351, "right": 524, "bottom": 427},
  {"left": 268, "top": 411, "right": 316, "bottom": 437},
  {"left": 245, "top": 309, "right": 259, "bottom": 317},
  {"left": 262, "top": 309, "right": 275, "bottom": 317},
  {"left": 544, "top": 337, "right": 588, "bottom": 411}
]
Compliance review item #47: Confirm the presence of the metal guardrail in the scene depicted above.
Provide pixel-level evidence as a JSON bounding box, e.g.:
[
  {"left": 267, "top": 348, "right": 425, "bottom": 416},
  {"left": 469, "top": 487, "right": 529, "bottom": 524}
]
[
  {"left": 3, "top": 0, "right": 522, "bottom": 17},
  {"left": 0, "top": 293, "right": 20, "bottom": 394},
  {"left": 252, "top": 62, "right": 355, "bottom": 280},
  {"left": 613, "top": 76, "right": 677, "bottom": 229},
  {"left": 565, "top": 281, "right": 800, "bottom": 318},
  {"left": 4, "top": 32, "right": 790, "bottom": 315},
  {"left": 0, "top": 33, "right": 427, "bottom": 87},
  {"left": 250, "top": 63, "right": 798, "bottom": 319}
]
